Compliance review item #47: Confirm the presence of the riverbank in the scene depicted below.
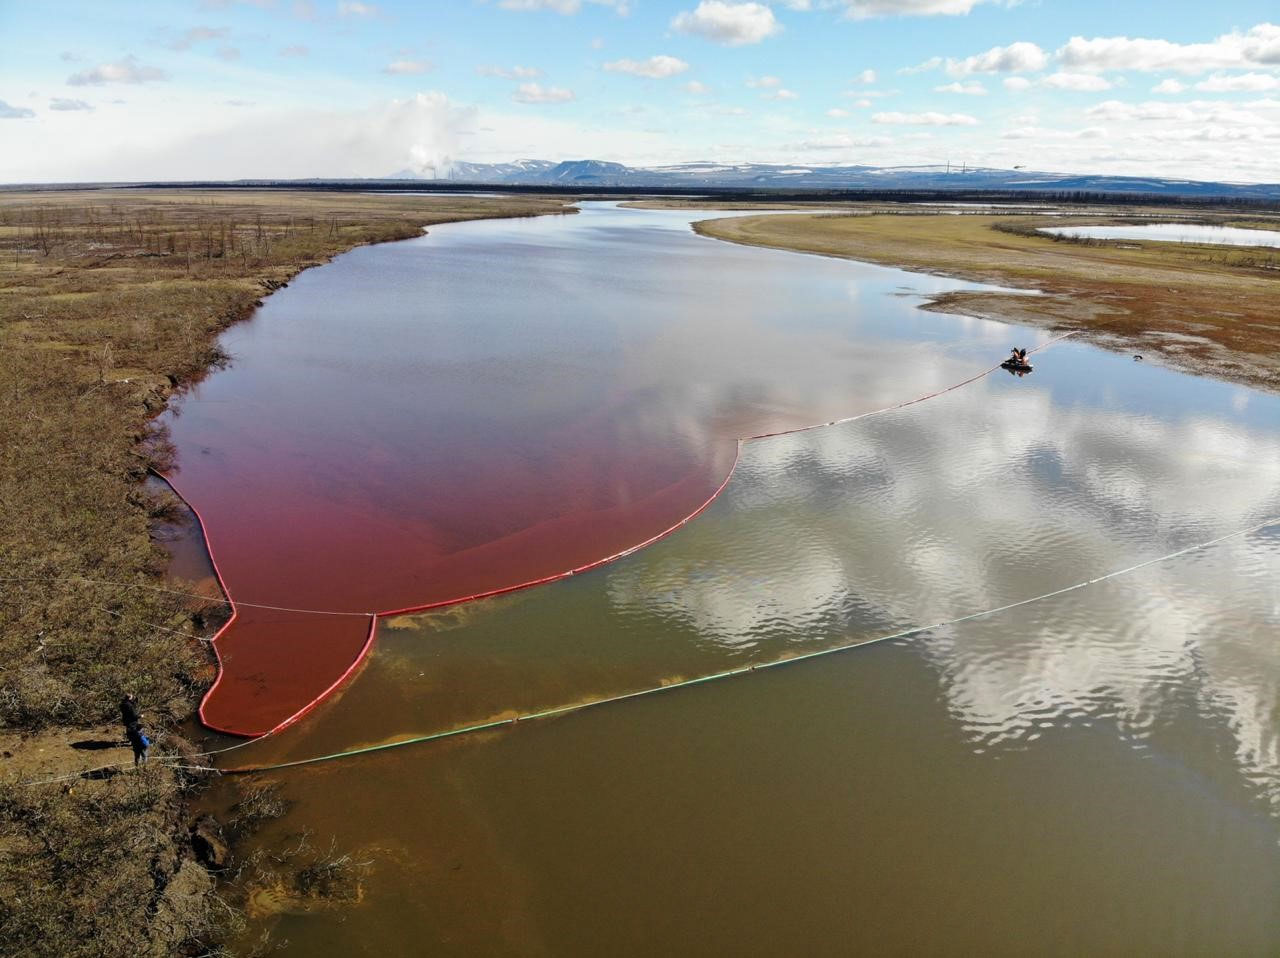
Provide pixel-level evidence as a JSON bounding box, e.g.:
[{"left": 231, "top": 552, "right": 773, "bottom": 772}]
[
  {"left": 691, "top": 210, "right": 1280, "bottom": 393},
  {"left": 0, "top": 190, "right": 573, "bottom": 956}
]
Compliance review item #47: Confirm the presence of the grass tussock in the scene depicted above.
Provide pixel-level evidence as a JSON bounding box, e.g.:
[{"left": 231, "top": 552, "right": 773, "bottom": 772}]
[
  {"left": 0, "top": 188, "right": 571, "bottom": 957},
  {"left": 0, "top": 765, "right": 227, "bottom": 956}
]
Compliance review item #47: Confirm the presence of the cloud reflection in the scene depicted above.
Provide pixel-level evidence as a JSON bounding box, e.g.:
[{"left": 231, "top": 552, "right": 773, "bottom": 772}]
[{"left": 604, "top": 365, "right": 1280, "bottom": 811}]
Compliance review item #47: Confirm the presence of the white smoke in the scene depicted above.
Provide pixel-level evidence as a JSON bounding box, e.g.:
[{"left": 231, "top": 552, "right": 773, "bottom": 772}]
[{"left": 1, "top": 91, "right": 475, "bottom": 182}]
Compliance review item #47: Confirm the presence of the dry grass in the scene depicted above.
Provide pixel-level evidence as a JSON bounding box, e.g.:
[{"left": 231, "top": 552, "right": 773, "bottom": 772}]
[
  {"left": 0, "top": 188, "right": 571, "bottom": 957},
  {"left": 694, "top": 210, "right": 1280, "bottom": 391}
]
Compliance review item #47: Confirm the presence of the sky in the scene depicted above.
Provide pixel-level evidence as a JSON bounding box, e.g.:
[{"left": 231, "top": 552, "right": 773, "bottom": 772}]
[{"left": 1, "top": 1, "right": 1278, "bottom": 184}]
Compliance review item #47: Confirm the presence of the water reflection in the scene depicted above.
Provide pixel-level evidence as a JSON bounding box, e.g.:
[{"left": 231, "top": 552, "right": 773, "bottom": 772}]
[
  {"left": 234, "top": 344, "right": 1280, "bottom": 824},
  {"left": 1039, "top": 223, "right": 1280, "bottom": 247},
  {"left": 166, "top": 203, "right": 1036, "bottom": 733},
  {"left": 208, "top": 208, "right": 1280, "bottom": 955}
]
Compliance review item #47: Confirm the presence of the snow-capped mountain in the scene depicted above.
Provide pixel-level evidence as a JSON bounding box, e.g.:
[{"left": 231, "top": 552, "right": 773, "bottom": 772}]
[{"left": 385, "top": 159, "right": 1280, "bottom": 198}]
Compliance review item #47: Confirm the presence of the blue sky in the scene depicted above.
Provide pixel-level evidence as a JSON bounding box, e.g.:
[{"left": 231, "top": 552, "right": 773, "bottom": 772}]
[{"left": 1, "top": 1, "right": 1278, "bottom": 182}]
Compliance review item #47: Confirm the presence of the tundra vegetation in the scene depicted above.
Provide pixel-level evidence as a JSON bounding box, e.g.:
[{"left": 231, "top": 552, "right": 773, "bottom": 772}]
[{"left": 0, "top": 189, "right": 571, "bottom": 957}]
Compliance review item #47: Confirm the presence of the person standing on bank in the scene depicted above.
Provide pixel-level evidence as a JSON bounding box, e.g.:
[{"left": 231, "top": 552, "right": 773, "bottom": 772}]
[
  {"left": 120, "top": 693, "right": 141, "bottom": 736},
  {"left": 120, "top": 693, "right": 149, "bottom": 765},
  {"left": 126, "top": 723, "right": 150, "bottom": 765}
]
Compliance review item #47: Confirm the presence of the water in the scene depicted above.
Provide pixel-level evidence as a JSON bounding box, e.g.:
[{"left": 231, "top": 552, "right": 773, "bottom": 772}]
[
  {"left": 1038, "top": 223, "right": 1280, "bottom": 248},
  {"left": 165, "top": 204, "right": 1033, "bottom": 734},
  {"left": 168, "top": 204, "right": 1280, "bottom": 954}
]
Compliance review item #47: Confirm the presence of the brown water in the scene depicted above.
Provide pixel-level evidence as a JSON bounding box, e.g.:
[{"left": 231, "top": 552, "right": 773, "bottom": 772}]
[
  {"left": 175, "top": 205, "right": 1280, "bottom": 954},
  {"left": 163, "top": 204, "right": 1025, "bottom": 734}
]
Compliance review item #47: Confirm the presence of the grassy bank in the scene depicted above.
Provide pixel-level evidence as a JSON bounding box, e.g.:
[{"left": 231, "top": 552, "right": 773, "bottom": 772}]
[
  {"left": 0, "top": 189, "right": 572, "bottom": 956},
  {"left": 693, "top": 210, "right": 1280, "bottom": 392}
]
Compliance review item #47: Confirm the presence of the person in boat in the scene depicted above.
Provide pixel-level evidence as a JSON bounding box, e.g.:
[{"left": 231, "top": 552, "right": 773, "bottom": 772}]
[{"left": 1007, "top": 347, "right": 1028, "bottom": 367}]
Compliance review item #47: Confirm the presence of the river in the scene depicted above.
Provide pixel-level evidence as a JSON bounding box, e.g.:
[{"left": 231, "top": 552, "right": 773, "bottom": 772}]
[{"left": 167, "top": 204, "right": 1280, "bottom": 954}]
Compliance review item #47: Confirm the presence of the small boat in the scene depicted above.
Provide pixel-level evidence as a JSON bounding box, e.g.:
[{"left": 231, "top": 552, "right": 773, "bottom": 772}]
[{"left": 1001, "top": 359, "right": 1033, "bottom": 372}]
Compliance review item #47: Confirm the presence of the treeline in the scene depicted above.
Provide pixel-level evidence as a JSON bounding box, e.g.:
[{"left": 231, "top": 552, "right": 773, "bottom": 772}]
[{"left": 9, "top": 181, "right": 1280, "bottom": 211}]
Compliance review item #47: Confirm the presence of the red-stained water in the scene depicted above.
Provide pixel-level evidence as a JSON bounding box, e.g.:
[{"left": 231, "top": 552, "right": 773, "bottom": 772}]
[{"left": 165, "top": 204, "right": 1018, "bottom": 735}]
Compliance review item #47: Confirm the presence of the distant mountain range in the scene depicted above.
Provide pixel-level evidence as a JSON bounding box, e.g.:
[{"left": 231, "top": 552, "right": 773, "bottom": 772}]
[{"left": 385, "top": 159, "right": 1280, "bottom": 199}]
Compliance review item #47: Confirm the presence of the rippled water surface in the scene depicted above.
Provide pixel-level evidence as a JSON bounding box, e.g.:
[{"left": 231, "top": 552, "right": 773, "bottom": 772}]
[
  {"left": 177, "top": 204, "right": 1280, "bottom": 955},
  {"left": 1039, "top": 222, "right": 1280, "bottom": 247}
]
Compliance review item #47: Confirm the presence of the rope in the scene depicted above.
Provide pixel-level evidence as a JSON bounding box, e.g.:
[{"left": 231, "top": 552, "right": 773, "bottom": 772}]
[
  {"left": 87, "top": 604, "right": 215, "bottom": 643},
  {"left": 741, "top": 331, "right": 1076, "bottom": 441},
  {"left": 0, "top": 332, "right": 1078, "bottom": 621},
  {"left": 5, "top": 331, "right": 1083, "bottom": 741},
  {"left": 16, "top": 759, "right": 220, "bottom": 788},
  {"left": 217, "top": 514, "right": 1278, "bottom": 775},
  {"left": 375, "top": 331, "right": 1079, "bottom": 622},
  {"left": 0, "top": 575, "right": 372, "bottom": 618}
]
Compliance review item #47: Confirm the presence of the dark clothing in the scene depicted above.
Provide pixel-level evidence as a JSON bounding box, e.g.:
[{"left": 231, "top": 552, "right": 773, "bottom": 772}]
[
  {"left": 120, "top": 697, "right": 141, "bottom": 732},
  {"left": 126, "top": 725, "right": 149, "bottom": 765}
]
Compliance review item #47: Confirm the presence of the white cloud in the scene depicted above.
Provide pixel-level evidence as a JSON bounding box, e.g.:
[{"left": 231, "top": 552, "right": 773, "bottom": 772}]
[
  {"left": 840, "top": 86, "right": 894, "bottom": 99},
  {"left": 684, "top": 80, "right": 711, "bottom": 94},
  {"left": 855, "top": 68, "right": 877, "bottom": 84},
  {"left": 1056, "top": 23, "right": 1280, "bottom": 75},
  {"left": 934, "top": 81, "right": 987, "bottom": 95},
  {"left": 762, "top": 88, "right": 798, "bottom": 100},
  {"left": 498, "top": 0, "right": 630, "bottom": 11},
  {"left": 337, "top": 0, "right": 378, "bottom": 15},
  {"left": 478, "top": 64, "right": 542, "bottom": 79},
  {"left": 1085, "top": 99, "right": 1194, "bottom": 122},
  {"left": 512, "top": 81, "right": 576, "bottom": 103},
  {"left": 500, "top": 0, "right": 580, "bottom": 9},
  {"left": 944, "top": 41, "right": 1048, "bottom": 76},
  {"left": 49, "top": 97, "right": 93, "bottom": 111},
  {"left": 1041, "top": 72, "right": 1113, "bottom": 91},
  {"left": 746, "top": 75, "right": 781, "bottom": 88},
  {"left": 383, "top": 59, "right": 431, "bottom": 75},
  {"left": 671, "top": 1, "right": 781, "bottom": 46},
  {"left": 1195, "top": 72, "right": 1280, "bottom": 92},
  {"left": 1003, "top": 76, "right": 1031, "bottom": 91},
  {"left": 0, "top": 99, "right": 35, "bottom": 119},
  {"left": 4, "top": 91, "right": 473, "bottom": 180},
  {"left": 839, "top": 0, "right": 1006, "bottom": 17},
  {"left": 873, "top": 110, "right": 978, "bottom": 125},
  {"left": 67, "top": 56, "right": 169, "bottom": 86},
  {"left": 826, "top": 107, "right": 850, "bottom": 117},
  {"left": 785, "top": 132, "right": 891, "bottom": 149},
  {"left": 165, "top": 26, "right": 227, "bottom": 51},
  {"left": 603, "top": 55, "right": 690, "bottom": 78},
  {"left": 1152, "top": 78, "right": 1186, "bottom": 94},
  {"left": 902, "top": 56, "right": 942, "bottom": 74}
]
